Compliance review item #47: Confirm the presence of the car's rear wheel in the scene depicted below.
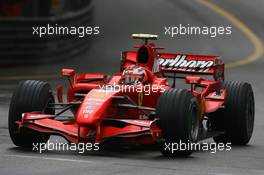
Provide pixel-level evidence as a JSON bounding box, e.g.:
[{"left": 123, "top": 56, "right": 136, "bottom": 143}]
[
  {"left": 156, "top": 89, "right": 200, "bottom": 157},
  {"left": 209, "top": 81, "right": 255, "bottom": 145},
  {"left": 8, "top": 80, "right": 55, "bottom": 147}
]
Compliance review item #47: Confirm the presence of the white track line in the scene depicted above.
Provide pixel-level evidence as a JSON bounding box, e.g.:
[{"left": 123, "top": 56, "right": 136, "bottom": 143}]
[{"left": 3, "top": 154, "right": 94, "bottom": 164}]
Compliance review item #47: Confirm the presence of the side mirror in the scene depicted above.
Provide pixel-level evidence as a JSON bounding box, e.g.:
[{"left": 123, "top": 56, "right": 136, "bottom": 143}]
[{"left": 61, "top": 69, "right": 75, "bottom": 77}]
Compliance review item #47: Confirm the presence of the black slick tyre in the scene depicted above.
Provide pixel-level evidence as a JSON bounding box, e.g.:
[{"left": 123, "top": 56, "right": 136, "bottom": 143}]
[
  {"left": 8, "top": 80, "right": 55, "bottom": 147},
  {"left": 156, "top": 89, "right": 200, "bottom": 157},
  {"left": 209, "top": 81, "right": 255, "bottom": 145}
]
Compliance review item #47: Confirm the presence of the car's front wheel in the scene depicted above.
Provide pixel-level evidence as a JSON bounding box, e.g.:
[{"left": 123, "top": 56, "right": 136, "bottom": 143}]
[
  {"left": 156, "top": 89, "right": 200, "bottom": 157},
  {"left": 8, "top": 80, "right": 55, "bottom": 148}
]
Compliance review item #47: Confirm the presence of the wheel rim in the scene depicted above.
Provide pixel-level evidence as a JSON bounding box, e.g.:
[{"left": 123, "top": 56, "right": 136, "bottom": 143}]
[
  {"left": 246, "top": 94, "right": 254, "bottom": 138},
  {"left": 44, "top": 96, "right": 55, "bottom": 114},
  {"left": 189, "top": 104, "right": 199, "bottom": 142}
]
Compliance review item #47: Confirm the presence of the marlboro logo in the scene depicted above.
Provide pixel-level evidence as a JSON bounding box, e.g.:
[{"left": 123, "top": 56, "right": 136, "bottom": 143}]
[{"left": 159, "top": 55, "right": 214, "bottom": 69}]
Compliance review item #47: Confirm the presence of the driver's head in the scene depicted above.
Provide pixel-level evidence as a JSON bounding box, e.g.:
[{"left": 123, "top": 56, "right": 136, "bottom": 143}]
[{"left": 121, "top": 65, "right": 148, "bottom": 84}]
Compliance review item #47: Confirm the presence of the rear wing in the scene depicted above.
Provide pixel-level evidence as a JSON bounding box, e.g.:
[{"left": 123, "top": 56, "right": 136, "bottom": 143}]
[{"left": 159, "top": 53, "right": 224, "bottom": 81}]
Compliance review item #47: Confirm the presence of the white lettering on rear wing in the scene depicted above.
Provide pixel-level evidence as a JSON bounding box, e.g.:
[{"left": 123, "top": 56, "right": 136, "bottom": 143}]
[
  {"left": 159, "top": 55, "right": 216, "bottom": 72},
  {"left": 159, "top": 55, "right": 214, "bottom": 69}
]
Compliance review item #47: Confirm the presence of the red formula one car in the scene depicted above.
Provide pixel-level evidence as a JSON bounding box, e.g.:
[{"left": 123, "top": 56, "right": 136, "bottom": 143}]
[{"left": 8, "top": 34, "right": 255, "bottom": 156}]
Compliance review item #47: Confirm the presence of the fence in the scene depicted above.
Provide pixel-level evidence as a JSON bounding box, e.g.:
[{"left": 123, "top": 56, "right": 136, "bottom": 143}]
[{"left": 0, "top": 0, "right": 94, "bottom": 65}]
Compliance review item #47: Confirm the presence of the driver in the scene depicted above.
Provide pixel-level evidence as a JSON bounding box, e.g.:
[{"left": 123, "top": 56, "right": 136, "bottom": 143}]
[{"left": 121, "top": 65, "right": 148, "bottom": 85}]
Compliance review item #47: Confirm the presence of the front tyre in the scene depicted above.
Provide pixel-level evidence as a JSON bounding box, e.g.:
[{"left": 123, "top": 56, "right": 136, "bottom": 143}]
[
  {"left": 8, "top": 80, "right": 55, "bottom": 147},
  {"left": 156, "top": 89, "right": 200, "bottom": 157}
]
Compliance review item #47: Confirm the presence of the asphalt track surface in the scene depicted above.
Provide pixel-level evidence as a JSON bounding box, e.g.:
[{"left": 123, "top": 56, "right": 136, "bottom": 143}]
[{"left": 1, "top": 0, "right": 264, "bottom": 174}]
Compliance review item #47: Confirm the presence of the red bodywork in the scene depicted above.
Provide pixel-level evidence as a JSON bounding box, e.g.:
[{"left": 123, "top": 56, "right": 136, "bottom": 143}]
[{"left": 17, "top": 41, "right": 226, "bottom": 145}]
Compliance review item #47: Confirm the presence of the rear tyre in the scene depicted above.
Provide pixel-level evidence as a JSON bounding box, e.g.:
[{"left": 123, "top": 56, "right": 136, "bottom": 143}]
[
  {"left": 8, "top": 80, "right": 55, "bottom": 147},
  {"left": 209, "top": 81, "right": 255, "bottom": 145},
  {"left": 156, "top": 89, "right": 200, "bottom": 157}
]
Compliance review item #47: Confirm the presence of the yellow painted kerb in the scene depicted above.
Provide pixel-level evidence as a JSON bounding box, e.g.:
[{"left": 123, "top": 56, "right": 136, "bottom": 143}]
[{"left": 197, "top": 0, "right": 264, "bottom": 68}]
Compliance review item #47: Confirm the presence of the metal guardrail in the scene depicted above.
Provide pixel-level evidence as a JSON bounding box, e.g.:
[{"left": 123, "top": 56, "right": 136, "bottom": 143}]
[{"left": 0, "top": 1, "right": 94, "bottom": 66}]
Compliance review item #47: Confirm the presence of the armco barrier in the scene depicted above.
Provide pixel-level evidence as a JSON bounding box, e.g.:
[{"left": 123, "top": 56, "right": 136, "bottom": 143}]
[{"left": 0, "top": 1, "right": 94, "bottom": 66}]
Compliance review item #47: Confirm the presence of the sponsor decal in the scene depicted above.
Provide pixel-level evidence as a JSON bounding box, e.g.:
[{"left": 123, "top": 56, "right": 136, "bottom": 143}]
[
  {"left": 84, "top": 98, "right": 105, "bottom": 104},
  {"left": 83, "top": 106, "right": 94, "bottom": 114},
  {"left": 159, "top": 55, "right": 214, "bottom": 72},
  {"left": 88, "top": 92, "right": 108, "bottom": 98},
  {"left": 83, "top": 114, "right": 90, "bottom": 119},
  {"left": 83, "top": 105, "right": 96, "bottom": 118}
]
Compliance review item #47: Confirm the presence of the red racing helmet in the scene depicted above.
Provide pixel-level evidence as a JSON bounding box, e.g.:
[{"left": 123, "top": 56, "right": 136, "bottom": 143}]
[{"left": 121, "top": 65, "right": 148, "bottom": 85}]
